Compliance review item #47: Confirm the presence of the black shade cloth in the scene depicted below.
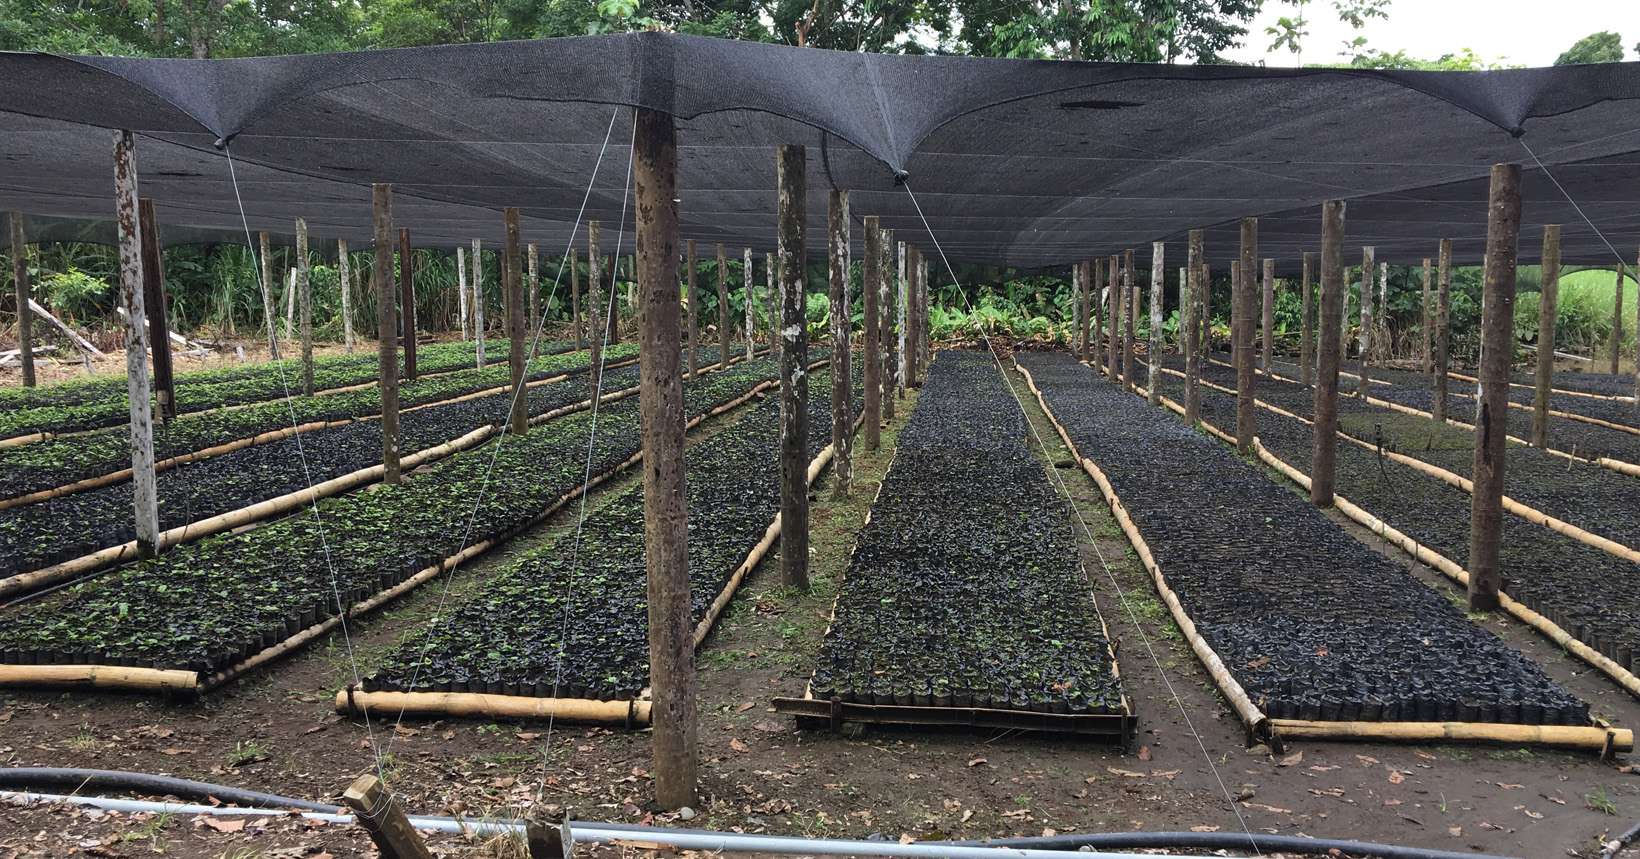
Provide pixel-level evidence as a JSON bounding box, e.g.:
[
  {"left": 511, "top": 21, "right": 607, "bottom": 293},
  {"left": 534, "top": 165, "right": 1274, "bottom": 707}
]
[{"left": 2, "top": 32, "right": 1639, "bottom": 270}]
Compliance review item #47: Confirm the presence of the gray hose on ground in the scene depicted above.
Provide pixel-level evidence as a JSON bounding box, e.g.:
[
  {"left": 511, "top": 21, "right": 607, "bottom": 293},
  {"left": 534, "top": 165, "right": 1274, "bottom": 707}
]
[
  {"left": 0, "top": 768, "right": 342, "bottom": 812},
  {"left": 958, "top": 831, "right": 1523, "bottom": 859},
  {"left": 1602, "top": 818, "right": 1640, "bottom": 859}
]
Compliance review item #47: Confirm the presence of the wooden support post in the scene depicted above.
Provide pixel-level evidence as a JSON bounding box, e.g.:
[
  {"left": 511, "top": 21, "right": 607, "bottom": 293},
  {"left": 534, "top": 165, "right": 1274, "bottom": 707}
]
[
  {"left": 1420, "top": 258, "right": 1432, "bottom": 374},
  {"left": 1433, "top": 239, "right": 1453, "bottom": 423},
  {"left": 1356, "top": 246, "right": 1374, "bottom": 396},
  {"left": 1378, "top": 262, "right": 1388, "bottom": 356},
  {"left": 399, "top": 229, "right": 416, "bottom": 382},
  {"left": 569, "top": 248, "right": 582, "bottom": 350},
  {"left": 1469, "top": 163, "right": 1522, "bottom": 613},
  {"left": 374, "top": 185, "right": 401, "bottom": 485},
  {"left": 685, "top": 240, "right": 698, "bottom": 379},
  {"left": 587, "top": 225, "right": 602, "bottom": 394},
  {"left": 284, "top": 265, "right": 296, "bottom": 341},
  {"left": 1533, "top": 226, "right": 1561, "bottom": 448},
  {"left": 1261, "top": 257, "right": 1275, "bottom": 372},
  {"left": 8, "top": 213, "right": 34, "bottom": 387},
  {"left": 1093, "top": 258, "right": 1105, "bottom": 373},
  {"left": 137, "top": 199, "right": 176, "bottom": 417},
  {"left": 114, "top": 131, "right": 159, "bottom": 559},
  {"left": 1300, "top": 252, "right": 1315, "bottom": 387},
  {"left": 505, "top": 208, "right": 527, "bottom": 435},
  {"left": 293, "top": 217, "right": 312, "bottom": 396},
  {"left": 259, "top": 231, "right": 279, "bottom": 359},
  {"left": 1235, "top": 219, "right": 1257, "bottom": 453},
  {"left": 1313, "top": 200, "right": 1346, "bottom": 509},
  {"left": 767, "top": 250, "right": 778, "bottom": 357},
  {"left": 1635, "top": 247, "right": 1640, "bottom": 402},
  {"left": 745, "top": 248, "right": 756, "bottom": 359},
  {"left": 1080, "top": 260, "right": 1093, "bottom": 365},
  {"left": 881, "top": 226, "right": 896, "bottom": 420},
  {"left": 473, "top": 239, "right": 486, "bottom": 368},
  {"left": 1108, "top": 255, "right": 1122, "bottom": 383},
  {"left": 528, "top": 242, "right": 539, "bottom": 340},
  {"left": 895, "top": 235, "right": 907, "bottom": 399},
  {"left": 917, "top": 249, "right": 930, "bottom": 383},
  {"left": 777, "top": 143, "right": 811, "bottom": 594},
  {"left": 1122, "top": 250, "right": 1137, "bottom": 389},
  {"left": 1184, "top": 230, "right": 1203, "bottom": 424},
  {"left": 717, "top": 243, "right": 730, "bottom": 370},
  {"left": 457, "top": 245, "right": 469, "bottom": 342},
  {"left": 339, "top": 239, "right": 355, "bottom": 354},
  {"left": 1149, "top": 243, "right": 1164, "bottom": 406},
  {"left": 607, "top": 252, "right": 621, "bottom": 345},
  {"left": 1230, "top": 259, "right": 1241, "bottom": 369},
  {"left": 1070, "top": 261, "right": 1082, "bottom": 357},
  {"left": 1611, "top": 263, "right": 1626, "bottom": 376},
  {"left": 828, "top": 189, "right": 853, "bottom": 500},
  {"left": 635, "top": 107, "right": 696, "bottom": 811},
  {"left": 342, "top": 774, "right": 435, "bottom": 859},
  {"left": 899, "top": 242, "right": 912, "bottom": 383},
  {"left": 863, "top": 216, "right": 882, "bottom": 451}
]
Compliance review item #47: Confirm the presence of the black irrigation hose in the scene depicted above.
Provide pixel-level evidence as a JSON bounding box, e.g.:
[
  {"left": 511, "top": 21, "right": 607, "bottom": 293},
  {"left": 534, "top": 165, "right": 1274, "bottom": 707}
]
[
  {"left": 959, "top": 832, "right": 1524, "bottom": 859},
  {"left": 0, "top": 768, "right": 342, "bottom": 813},
  {"left": 1603, "top": 819, "right": 1640, "bottom": 859}
]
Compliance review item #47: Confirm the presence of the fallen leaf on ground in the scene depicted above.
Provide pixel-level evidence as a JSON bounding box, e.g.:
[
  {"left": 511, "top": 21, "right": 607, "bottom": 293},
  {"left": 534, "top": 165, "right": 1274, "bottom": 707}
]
[
  {"left": 1244, "top": 803, "right": 1292, "bottom": 814},
  {"left": 899, "top": 834, "right": 915, "bottom": 845},
  {"left": 1136, "top": 746, "right": 1151, "bottom": 761},
  {"left": 1278, "top": 752, "right": 1303, "bottom": 767},
  {"left": 1388, "top": 771, "right": 1405, "bottom": 785},
  {"left": 516, "top": 732, "right": 540, "bottom": 741},
  {"left": 198, "top": 818, "right": 244, "bottom": 833},
  {"left": 1108, "top": 767, "right": 1145, "bottom": 778},
  {"left": 961, "top": 810, "right": 973, "bottom": 822},
  {"left": 967, "top": 758, "right": 987, "bottom": 767},
  {"left": 1414, "top": 750, "right": 1437, "bottom": 760},
  {"left": 1151, "top": 770, "right": 1181, "bottom": 780},
  {"left": 161, "top": 748, "right": 195, "bottom": 755},
  {"left": 1190, "top": 825, "right": 1219, "bottom": 832},
  {"left": 753, "top": 721, "right": 784, "bottom": 733},
  {"left": 1496, "top": 782, "right": 1523, "bottom": 789},
  {"left": 1355, "top": 754, "right": 1379, "bottom": 766},
  {"left": 1385, "top": 798, "right": 1402, "bottom": 806},
  {"left": 1448, "top": 826, "right": 1462, "bottom": 837},
  {"left": 1523, "top": 809, "right": 1543, "bottom": 820},
  {"left": 735, "top": 702, "right": 756, "bottom": 712},
  {"left": 492, "top": 777, "right": 516, "bottom": 788},
  {"left": 1308, "top": 765, "right": 1340, "bottom": 772},
  {"left": 729, "top": 738, "right": 749, "bottom": 753}
]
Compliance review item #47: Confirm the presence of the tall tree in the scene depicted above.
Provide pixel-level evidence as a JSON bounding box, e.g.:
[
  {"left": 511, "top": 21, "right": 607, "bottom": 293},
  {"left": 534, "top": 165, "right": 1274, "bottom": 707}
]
[{"left": 1554, "top": 30, "right": 1625, "bottom": 65}]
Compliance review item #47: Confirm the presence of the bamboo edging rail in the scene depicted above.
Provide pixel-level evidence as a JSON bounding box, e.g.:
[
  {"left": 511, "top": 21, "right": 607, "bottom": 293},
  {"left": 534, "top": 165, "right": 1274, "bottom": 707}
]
[
  {"left": 1447, "top": 368, "right": 1637, "bottom": 404},
  {"left": 336, "top": 362, "right": 839, "bottom": 726},
  {"left": 1158, "top": 393, "right": 1636, "bottom": 752}
]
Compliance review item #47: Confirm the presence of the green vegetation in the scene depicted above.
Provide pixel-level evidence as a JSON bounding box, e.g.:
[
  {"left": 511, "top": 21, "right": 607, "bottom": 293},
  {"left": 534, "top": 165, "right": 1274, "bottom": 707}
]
[{"left": 1555, "top": 31, "right": 1626, "bottom": 65}]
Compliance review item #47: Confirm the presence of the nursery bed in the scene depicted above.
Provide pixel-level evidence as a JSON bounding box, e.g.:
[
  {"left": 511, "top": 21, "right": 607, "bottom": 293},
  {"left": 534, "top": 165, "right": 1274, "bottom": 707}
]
[
  {"left": 0, "top": 339, "right": 533, "bottom": 443},
  {"left": 1021, "top": 352, "right": 1618, "bottom": 751},
  {"left": 776, "top": 351, "right": 1132, "bottom": 740},
  {"left": 1155, "top": 369, "right": 1640, "bottom": 715},
  {"left": 339, "top": 359, "right": 857, "bottom": 723},
  {"left": 0, "top": 351, "right": 807, "bottom": 695}
]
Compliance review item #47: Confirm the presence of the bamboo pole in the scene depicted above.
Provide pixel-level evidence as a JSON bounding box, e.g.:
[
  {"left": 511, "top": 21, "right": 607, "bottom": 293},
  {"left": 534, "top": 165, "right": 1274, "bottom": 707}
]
[
  {"left": 587, "top": 225, "right": 601, "bottom": 395},
  {"left": 473, "top": 238, "right": 485, "bottom": 368},
  {"left": 1300, "top": 252, "right": 1315, "bottom": 387},
  {"left": 917, "top": 250, "right": 930, "bottom": 381},
  {"left": 1261, "top": 257, "right": 1274, "bottom": 372},
  {"left": 137, "top": 199, "right": 176, "bottom": 417},
  {"left": 635, "top": 107, "right": 695, "bottom": 811},
  {"left": 1533, "top": 226, "right": 1561, "bottom": 448},
  {"left": 0, "top": 665, "right": 198, "bottom": 694},
  {"left": 1070, "top": 260, "right": 1083, "bottom": 358},
  {"left": 284, "top": 267, "right": 296, "bottom": 341},
  {"left": 505, "top": 209, "right": 527, "bottom": 435},
  {"left": 339, "top": 690, "right": 651, "bottom": 725},
  {"left": 1235, "top": 220, "right": 1257, "bottom": 452},
  {"left": 899, "top": 242, "right": 911, "bottom": 381},
  {"left": 1183, "top": 234, "right": 1203, "bottom": 425},
  {"left": 745, "top": 248, "right": 756, "bottom": 360},
  {"left": 1267, "top": 720, "right": 1628, "bottom": 752},
  {"left": 1469, "top": 163, "right": 1521, "bottom": 613},
  {"left": 1149, "top": 243, "right": 1164, "bottom": 406},
  {"left": 9, "top": 212, "right": 34, "bottom": 387},
  {"left": 1611, "top": 263, "right": 1626, "bottom": 376},
  {"left": 296, "top": 217, "right": 313, "bottom": 397},
  {"left": 1357, "top": 246, "right": 1374, "bottom": 396},
  {"left": 340, "top": 239, "right": 355, "bottom": 353},
  {"left": 863, "top": 216, "right": 882, "bottom": 451},
  {"left": 829, "top": 190, "right": 852, "bottom": 500},
  {"left": 374, "top": 185, "right": 401, "bottom": 485},
  {"left": 113, "top": 130, "right": 159, "bottom": 560},
  {"left": 1313, "top": 201, "right": 1346, "bottom": 508},
  {"left": 1420, "top": 257, "right": 1432, "bottom": 375},
  {"left": 778, "top": 143, "right": 811, "bottom": 595},
  {"left": 608, "top": 252, "right": 622, "bottom": 345},
  {"left": 717, "top": 243, "right": 730, "bottom": 370},
  {"left": 1123, "top": 249, "right": 1136, "bottom": 390},
  {"left": 1434, "top": 239, "right": 1453, "bottom": 422},
  {"left": 399, "top": 229, "right": 416, "bottom": 382}
]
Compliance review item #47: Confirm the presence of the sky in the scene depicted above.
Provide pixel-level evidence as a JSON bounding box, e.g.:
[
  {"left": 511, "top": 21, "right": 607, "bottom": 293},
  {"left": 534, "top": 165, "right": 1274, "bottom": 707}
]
[{"left": 1221, "top": 0, "right": 1640, "bottom": 68}]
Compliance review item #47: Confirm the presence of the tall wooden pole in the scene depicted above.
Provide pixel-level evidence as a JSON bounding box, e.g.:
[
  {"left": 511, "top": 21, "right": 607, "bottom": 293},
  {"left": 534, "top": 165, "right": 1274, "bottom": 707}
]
[
  {"left": 899, "top": 242, "right": 912, "bottom": 382},
  {"left": 717, "top": 244, "right": 730, "bottom": 370},
  {"left": 1433, "top": 240, "right": 1453, "bottom": 423},
  {"left": 606, "top": 252, "right": 622, "bottom": 345},
  {"left": 1108, "top": 255, "right": 1123, "bottom": 383},
  {"left": 1611, "top": 263, "right": 1626, "bottom": 376},
  {"left": 8, "top": 213, "right": 34, "bottom": 387},
  {"left": 528, "top": 243, "right": 539, "bottom": 340},
  {"left": 777, "top": 144, "right": 811, "bottom": 594},
  {"left": 1070, "top": 261, "right": 1083, "bottom": 357},
  {"left": 1235, "top": 219, "right": 1257, "bottom": 453},
  {"left": 881, "top": 227, "right": 896, "bottom": 420},
  {"left": 745, "top": 248, "right": 756, "bottom": 359},
  {"left": 863, "top": 216, "right": 882, "bottom": 451},
  {"left": 1312, "top": 201, "right": 1346, "bottom": 508},
  {"left": 1230, "top": 260, "right": 1241, "bottom": 369},
  {"left": 587, "top": 224, "right": 602, "bottom": 395},
  {"left": 1184, "top": 230, "right": 1203, "bottom": 424},
  {"left": 1634, "top": 248, "right": 1640, "bottom": 402},
  {"left": 472, "top": 239, "right": 485, "bottom": 368},
  {"left": 1300, "top": 252, "right": 1315, "bottom": 387},
  {"left": 114, "top": 134, "right": 159, "bottom": 561},
  {"left": 1093, "top": 258, "right": 1105, "bottom": 373},
  {"left": 1078, "top": 260, "right": 1091, "bottom": 366},
  {"left": 1469, "top": 163, "right": 1522, "bottom": 613},
  {"left": 828, "top": 190, "right": 853, "bottom": 500},
  {"left": 685, "top": 240, "right": 698, "bottom": 378},
  {"left": 916, "top": 248, "right": 930, "bottom": 383},
  {"left": 1421, "top": 257, "right": 1432, "bottom": 374},
  {"left": 457, "top": 245, "right": 469, "bottom": 342},
  {"left": 137, "top": 199, "right": 176, "bottom": 417},
  {"left": 339, "top": 239, "right": 355, "bottom": 354},
  {"left": 295, "top": 217, "right": 313, "bottom": 396},
  {"left": 1356, "top": 247, "right": 1374, "bottom": 397},
  {"left": 1260, "top": 257, "right": 1275, "bottom": 372},
  {"left": 505, "top": 208, "right": 527, "bottom": 435},
  {"left": 399, "top": 228, "right": 416, "bottom": 382},
  {"left": 374, "top": 185, "right": 401, "bottom": 486},
  {"left": 1532, "top": 225, "right": 1561, "bottom": 448},
  {"left": 634, "top": 107, "right": 695, "bottom": 811},
  {"left": 260, "top": 231, "right": 279, "bottom": 359},
  {"left": 1122, "top": 250, "right": 1137, "bottom": 389},
  {"left": 1149, "top": 242, "right": 1164, "bottom": 406},
  {"left": 570, "top": 248, "right": 582, "bottom": 349},
  {"left": 896, "top": 236, "right": 908, "bottom": 398},
  {"left": 767, "top": 250, "right": 778, "bottom": 357}
]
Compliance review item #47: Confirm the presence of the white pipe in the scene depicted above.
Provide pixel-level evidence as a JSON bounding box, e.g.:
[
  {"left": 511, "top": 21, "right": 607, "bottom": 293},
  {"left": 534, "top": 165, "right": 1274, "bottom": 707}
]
[
  {"left": 570, "top": 825, "right": 1205, "bottom": 859},
  {"left": 0, "top": 791, "right": 517, "bottom": 836}
]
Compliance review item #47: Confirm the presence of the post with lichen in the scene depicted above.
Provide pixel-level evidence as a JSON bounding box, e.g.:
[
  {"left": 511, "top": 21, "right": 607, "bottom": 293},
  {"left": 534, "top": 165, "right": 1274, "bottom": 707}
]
[
  {"left": 777, "top": 144, "right": 811, "bottom": 594},
  {"left": 1300, "top": 251, "right": 1315, "bottom": 387},
  {"left": 1433, "top": 240, "right": 1453, "bottom": 423},
  {"left": 1469, "top": 163, "right": 1522, "bottom": 613},
  {"left": 1184, "top": 230, "right": 1203, "bottom": 424},
  {"left": 1235, "top": 218, "right": 1257, "bottom": 453},
  {"left": 718, "top": 243, "right": 731, "bottom": 370},
  {"left": 686, "top": 240, "right": 698, "bottom": 379},
  {"left": 399, "top": 228, "right": 416, "bottom": 382},
  {"left": 1261, "top": 257, "right": 1274, "bottom": 372},
  {"left": 587, "top": 224, "right": 602, "bottom": 396},
  {"left": 881, "top": 226, "right": 896, "bottom": 420},
  {"left": 374, "top": 185, "right": 401, "bottom": 486},
  {"left": 1149, "top": 243, "right": 1164, "bottom": 406},
  {"left": 863, "top": 216, "right": 882, "bottom": 451},
  {"left": 9, "top": 213, "right": 35, "bottom": 387},
  {"left": 115, "top": 131, "right": 159, "bottom": 558},
  {"left": 828, "top": 189, "right": 852, "bottom": 500},
  {"left": 505, "top": 208, "right": 527, "bottom": 435},
  {"left": 1532, "top": 226, "right": 1561, "bottom": 448},
  {"left": 1356, "top": 246, "right": 1374, "bottom": 397},
  {"left": 1312, "top": 200, "right": 1345, "bottom": 508}
]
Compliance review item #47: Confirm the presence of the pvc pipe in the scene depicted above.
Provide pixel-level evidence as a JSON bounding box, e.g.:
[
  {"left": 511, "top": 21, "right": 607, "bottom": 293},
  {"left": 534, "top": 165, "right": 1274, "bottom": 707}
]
[
  {"left": 0, "top": 791, "right": 518, "bottom": 836},
  {"left": 570, "top": 825, "right": 1204, "bottom": 859},
  {"left": 967, "top": 832, "right": 1525, "bottom": 859}
]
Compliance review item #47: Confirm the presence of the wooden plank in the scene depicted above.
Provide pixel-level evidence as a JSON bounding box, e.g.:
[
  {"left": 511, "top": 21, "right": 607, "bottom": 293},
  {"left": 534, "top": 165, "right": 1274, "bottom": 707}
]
[{"left": 341, "top": 775, "right": 435, "bottom": 859}]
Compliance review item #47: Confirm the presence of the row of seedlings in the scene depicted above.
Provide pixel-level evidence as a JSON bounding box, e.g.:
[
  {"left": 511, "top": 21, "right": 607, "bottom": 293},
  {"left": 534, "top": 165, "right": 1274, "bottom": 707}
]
[
  {"left": 0, "top": 341, "right": 648, "bottom": 503},
  {"left": 1019, "top": 352, "right": 1610, "bottom": 747},
  {"left": 0, "top": 351, "right": 809, "bottom": 696},
  {"left": 1153, "top": 362, "right": 1640, "bottom": 702},
  {"left": 340, "top": 360, "right": 860, "bottom": 721},
  {"left": 0, "top": 346, "right": 726, "bottom": 586},
  {"left": 0, "top": 339, "right": 522, "bottom": 442},
  {"left": 1177, "top": 357, "right": 1640, "bottom": 559},
  {"left": 777, "top": 351, "right": 1131, "bottom": 738}
]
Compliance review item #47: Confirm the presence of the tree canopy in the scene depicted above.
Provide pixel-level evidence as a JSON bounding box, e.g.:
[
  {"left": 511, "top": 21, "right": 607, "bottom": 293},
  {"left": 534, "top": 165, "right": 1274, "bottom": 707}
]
[{"left": 1553, "top": 30, "right": 1625, "bottom": 66}]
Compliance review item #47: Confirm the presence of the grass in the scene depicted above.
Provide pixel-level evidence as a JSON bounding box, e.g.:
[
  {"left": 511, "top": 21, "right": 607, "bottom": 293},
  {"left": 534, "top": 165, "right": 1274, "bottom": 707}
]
[
  {"left": 1586, "top": 783, "right": 1618, "bottom": 815},
  {"left": 1516, "top": 267, "right": 1638, "bottom": 361},
  {"left": 119, "top": 810, "right": 176, "bottom": 852}
]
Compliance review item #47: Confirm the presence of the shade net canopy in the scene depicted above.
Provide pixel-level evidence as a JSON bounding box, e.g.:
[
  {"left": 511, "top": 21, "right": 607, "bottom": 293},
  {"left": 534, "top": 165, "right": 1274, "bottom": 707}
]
[{"left": 3, "top": 32, "right": 1640, "bottom": 272}]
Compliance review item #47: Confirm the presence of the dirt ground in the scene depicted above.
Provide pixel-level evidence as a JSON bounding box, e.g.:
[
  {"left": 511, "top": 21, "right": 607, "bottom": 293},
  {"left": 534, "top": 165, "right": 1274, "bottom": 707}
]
[{"left": 1, "top": 353, "right": 1638, "bottom": 859}]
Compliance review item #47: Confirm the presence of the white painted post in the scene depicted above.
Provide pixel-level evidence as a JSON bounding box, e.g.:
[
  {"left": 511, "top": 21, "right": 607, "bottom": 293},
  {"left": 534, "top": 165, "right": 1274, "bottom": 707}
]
[
  {"left": 744, "top": 247, "right": 756, "bottom": 359},
  {"left": 1150, "top": 241, "right": 1164, "bottom": 406},
  {"left": 457, "top": 245, "right": 469, "bottom": 341},
  {"left": 472, "top": 239, "right": 485, "bottom": 367},
  {"left": 338, "top": 238, "right": 355, "bottom": 353},
  {"left": 113, "top": 130, "right": 159, "bottom": 559},
  {"left": 897, "top": 238, "right": 908, "bottom": 397}
]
